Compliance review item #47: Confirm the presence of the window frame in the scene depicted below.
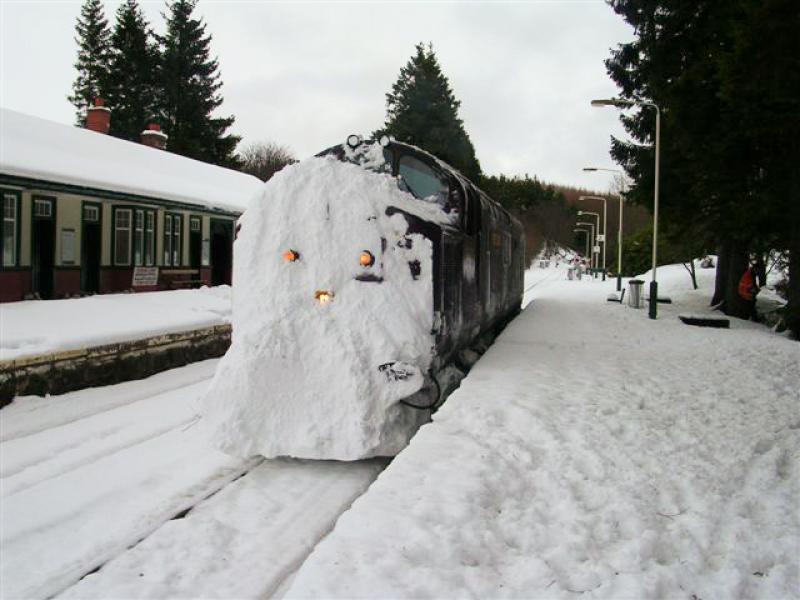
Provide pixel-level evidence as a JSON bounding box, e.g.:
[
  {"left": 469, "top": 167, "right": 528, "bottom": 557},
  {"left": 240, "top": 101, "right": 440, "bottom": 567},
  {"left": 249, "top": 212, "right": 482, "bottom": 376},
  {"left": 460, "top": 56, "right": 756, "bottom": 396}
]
[
  {"left": 113, "top": 206, "right": 133, "bottom": 266},
  {"left": 1, "top": 190, "right": 21, "bottom": 268},
  {"left": 163, "top": 212, "right": 183, "bottom": 267},
  {"left": 397, "top": 154, "right": 449, "bottom": 202},
  {"left": 131, "top": 208, "right": 156, "bottom": 267}
]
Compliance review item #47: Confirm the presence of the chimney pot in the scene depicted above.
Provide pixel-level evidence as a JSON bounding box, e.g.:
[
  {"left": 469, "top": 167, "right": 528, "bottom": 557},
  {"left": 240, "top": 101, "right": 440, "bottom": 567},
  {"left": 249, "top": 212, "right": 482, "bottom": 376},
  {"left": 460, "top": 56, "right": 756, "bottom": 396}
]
[
  {"left": 85, "top": 97, "right": 111, "bottom": 134},
  {"left": 141, "top": 122, "right": 168, "bottom": 150}
]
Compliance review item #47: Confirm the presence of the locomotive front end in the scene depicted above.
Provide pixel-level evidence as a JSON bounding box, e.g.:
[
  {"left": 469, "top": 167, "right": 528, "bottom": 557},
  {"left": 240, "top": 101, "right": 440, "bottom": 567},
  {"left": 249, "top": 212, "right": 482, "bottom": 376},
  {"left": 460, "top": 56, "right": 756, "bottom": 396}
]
[{"left": 201, "top": 142, "right": 454, "bottom": 460}]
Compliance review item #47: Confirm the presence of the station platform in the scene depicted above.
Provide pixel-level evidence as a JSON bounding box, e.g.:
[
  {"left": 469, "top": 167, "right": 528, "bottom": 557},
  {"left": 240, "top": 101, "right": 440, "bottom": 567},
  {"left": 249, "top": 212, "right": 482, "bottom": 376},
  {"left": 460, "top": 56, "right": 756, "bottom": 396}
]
[
  {"left": 285, "top": 266, "right": 799, "bottom": 599},
  {"left": 0, "top": 287, "right": 232, "bottom": 402}
]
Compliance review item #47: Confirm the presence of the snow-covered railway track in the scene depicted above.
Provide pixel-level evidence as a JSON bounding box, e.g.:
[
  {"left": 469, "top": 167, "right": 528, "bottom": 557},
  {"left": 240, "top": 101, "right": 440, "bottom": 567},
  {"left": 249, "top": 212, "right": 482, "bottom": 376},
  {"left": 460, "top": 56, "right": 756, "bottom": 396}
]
[
  {"left": 0, "top": 359, "right": 385, "bottom": 599},
  {"left": 59, "top": 458, "right": 386, "bottom": 599}
]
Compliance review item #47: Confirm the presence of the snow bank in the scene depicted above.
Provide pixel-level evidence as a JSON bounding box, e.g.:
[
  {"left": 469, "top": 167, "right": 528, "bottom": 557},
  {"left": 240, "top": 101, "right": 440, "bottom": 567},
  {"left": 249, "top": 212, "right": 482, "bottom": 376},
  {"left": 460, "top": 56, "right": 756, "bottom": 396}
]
[{"left": 201, "top": 152, "right": 452, "bottom": 460}]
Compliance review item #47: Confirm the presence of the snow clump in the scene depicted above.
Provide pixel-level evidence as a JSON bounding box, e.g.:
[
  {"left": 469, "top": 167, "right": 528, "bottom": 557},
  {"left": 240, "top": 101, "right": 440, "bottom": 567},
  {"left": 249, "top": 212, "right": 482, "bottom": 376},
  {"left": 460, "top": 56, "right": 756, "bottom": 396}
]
[{"left": 201, "top": 153, "right": 451, "bottom": 460}]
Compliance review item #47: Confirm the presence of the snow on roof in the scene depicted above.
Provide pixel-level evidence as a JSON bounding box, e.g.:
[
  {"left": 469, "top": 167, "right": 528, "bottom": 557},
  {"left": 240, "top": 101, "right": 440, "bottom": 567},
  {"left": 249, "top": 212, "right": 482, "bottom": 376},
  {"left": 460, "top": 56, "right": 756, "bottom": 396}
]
[{"left": 0, "top": 108, "right": 263, "bottom": 213}]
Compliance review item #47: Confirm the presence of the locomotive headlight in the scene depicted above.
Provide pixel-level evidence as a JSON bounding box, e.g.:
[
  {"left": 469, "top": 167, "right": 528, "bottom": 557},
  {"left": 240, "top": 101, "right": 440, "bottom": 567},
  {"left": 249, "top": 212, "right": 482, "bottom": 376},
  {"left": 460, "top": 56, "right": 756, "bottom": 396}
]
[
  {"left": 315, "top": 290, "right": 334, "bottom": 305},
  {"left": 359, "top": 251, "right": 375, "bottom": 267},
  {"left": 283, "top": 249, "right": 300, "bottom": 262}
]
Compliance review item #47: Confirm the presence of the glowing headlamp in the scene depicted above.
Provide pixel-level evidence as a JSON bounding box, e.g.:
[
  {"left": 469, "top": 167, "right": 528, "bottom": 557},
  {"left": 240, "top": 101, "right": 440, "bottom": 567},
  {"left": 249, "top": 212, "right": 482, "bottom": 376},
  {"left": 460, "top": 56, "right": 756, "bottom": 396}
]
[
  {"left": 315, "top": 290, "right": 334, "bottom": 305},
  {"left": 359, "top": 251, "right": 375, "bottom": 267}
]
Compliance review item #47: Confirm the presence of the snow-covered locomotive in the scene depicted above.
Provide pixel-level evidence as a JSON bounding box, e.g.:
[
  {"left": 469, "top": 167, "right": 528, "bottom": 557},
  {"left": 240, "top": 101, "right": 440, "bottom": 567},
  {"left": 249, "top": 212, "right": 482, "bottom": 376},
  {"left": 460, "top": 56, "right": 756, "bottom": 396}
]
[{"left": 201, "top": 138, "right": 525, "bottom": 460}]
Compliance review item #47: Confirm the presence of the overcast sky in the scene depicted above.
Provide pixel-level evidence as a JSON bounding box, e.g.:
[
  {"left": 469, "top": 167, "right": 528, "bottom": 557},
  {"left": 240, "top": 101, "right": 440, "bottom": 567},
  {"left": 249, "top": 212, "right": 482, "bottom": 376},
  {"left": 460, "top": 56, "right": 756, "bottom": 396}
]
[{"left": 1, "top": 0, "right": 634, "bottom": 189}]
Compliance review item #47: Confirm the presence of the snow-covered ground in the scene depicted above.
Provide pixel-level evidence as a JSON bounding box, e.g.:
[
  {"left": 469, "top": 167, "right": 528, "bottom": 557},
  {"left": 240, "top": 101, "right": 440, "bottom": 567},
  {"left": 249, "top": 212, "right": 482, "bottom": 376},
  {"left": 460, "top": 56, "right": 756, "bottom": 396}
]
[
  {"left": 287, "top": 261, "right": 800, "bottom": 599},
  {"left": 2, "top": 261, "right": 797, "bottom": 599},
  {"left": 0, "top": 359, "right": 385, "bottom": 599},
  {"left": 0, "top": 286, "right": 231, "bottom": 361}
]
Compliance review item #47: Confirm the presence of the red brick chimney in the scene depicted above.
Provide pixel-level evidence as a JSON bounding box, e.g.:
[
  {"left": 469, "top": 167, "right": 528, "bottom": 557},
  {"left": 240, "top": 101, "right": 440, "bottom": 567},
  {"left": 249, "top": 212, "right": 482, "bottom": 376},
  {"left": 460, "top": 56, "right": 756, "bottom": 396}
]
[
  {"left": 140, "top": 123, "right": 168, "bottom": 150},
  {"left": 85, "top": 98, "right": 111, "bottom": 134}
]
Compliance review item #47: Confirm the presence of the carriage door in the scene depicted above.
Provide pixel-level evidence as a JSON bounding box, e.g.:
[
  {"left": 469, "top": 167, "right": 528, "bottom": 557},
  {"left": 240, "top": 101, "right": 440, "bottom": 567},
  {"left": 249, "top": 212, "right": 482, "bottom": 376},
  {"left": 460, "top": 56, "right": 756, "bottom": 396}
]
[
  {"left": 81, "top": 203, "right": 101, "bottom": 293},
  {"left": 462, "top": 186, "right": 482, "bottom": 323},
  {"left": 32, "top": 196, "right": 55, "bottom": 299},
  {"left": 189, "top": 216, "right": 202, "bottom": 270},
  {"left": 210, "top": 219, "right": 233, "bottom": 286}
]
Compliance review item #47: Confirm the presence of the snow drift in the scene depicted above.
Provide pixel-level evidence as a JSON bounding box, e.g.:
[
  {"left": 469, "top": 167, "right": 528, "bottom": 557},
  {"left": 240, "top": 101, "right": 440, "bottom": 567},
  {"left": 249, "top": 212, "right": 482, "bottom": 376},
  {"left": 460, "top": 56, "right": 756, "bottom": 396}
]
[{"left": 201, "top": 148, "right": 452, "bottom": 460}]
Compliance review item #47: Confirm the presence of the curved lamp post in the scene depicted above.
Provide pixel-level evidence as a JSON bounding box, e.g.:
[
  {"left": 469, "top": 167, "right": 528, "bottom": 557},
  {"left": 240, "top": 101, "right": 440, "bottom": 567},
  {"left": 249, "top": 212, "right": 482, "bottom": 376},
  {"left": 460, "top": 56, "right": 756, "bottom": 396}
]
[
  {"left": 591, "top": 97, "right": 661, "bottom": 319},
  {"left": 577, "top": 210, "right": 600, "bottom": 270},
  {"left": 576, "top": 221, "right": 595, "bottom": 269},
  {"left": 578, "top": 196, "right": 607, "bottom": 280},
  {"left": 584, "top": 168, "right": 626, "bottom": 291},
  {"left": 573, "top": 227, "right": 591, "bottom": 259}
]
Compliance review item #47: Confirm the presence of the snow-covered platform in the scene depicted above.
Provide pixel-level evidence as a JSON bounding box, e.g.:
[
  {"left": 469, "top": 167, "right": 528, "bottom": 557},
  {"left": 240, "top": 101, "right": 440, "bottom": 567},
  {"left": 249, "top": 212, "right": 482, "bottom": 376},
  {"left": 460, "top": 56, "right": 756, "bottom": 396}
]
[
  {"left": 287, "top": 266, "right": 800, "bottom": 598},
  {"left": 0, "top": 286, "right": 232, "bottom": 362}
]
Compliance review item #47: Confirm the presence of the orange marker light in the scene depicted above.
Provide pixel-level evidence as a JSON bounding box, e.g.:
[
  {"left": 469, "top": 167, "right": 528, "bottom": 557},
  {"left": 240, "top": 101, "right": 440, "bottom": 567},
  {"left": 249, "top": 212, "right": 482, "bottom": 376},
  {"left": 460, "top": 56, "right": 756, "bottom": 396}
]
[
  {"left": 283, "top": 249, "right": 299, "bottom": 262},
  {"left": 315, "top": 290, "right": 334, "bottom": 305},
  {"left": 359, "top": 251, "right": 374, "bottom": 267}
]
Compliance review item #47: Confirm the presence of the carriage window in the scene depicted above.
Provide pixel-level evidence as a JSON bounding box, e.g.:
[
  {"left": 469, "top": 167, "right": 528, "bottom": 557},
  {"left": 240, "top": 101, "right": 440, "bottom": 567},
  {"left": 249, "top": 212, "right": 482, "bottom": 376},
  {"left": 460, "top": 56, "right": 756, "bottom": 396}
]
[{"left": 398, "top": 155, "right": 448, "bottom": 202}]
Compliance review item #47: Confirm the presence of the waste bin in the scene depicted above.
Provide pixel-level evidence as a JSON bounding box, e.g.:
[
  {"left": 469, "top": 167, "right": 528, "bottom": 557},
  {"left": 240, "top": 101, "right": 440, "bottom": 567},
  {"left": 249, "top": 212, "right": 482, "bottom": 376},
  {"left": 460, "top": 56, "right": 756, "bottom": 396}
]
[{"left": 628, "top": 279, "right": 645, "bottom": 308}]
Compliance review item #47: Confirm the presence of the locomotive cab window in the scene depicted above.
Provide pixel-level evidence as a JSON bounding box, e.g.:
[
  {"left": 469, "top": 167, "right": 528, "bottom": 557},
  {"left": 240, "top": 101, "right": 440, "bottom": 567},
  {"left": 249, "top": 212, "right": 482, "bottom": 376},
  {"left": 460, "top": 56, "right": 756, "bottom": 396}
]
[{"left": 398, "top": 155, "right": 448, "bottom": 203}]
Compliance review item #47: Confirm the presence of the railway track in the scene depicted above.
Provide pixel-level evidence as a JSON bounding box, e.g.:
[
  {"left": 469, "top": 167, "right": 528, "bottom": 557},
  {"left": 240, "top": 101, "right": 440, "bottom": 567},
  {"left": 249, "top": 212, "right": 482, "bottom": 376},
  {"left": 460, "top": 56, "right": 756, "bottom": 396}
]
[{"left": 0, "top": 360, "right": 385, "bottom": 599}]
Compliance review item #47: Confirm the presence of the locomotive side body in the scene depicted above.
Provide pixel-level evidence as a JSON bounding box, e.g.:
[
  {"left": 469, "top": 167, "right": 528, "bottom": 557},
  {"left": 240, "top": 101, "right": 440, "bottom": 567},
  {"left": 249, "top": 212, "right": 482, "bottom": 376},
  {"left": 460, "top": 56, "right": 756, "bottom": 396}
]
[{"left": 326, "top": 141, "right": 525, "bottom": 371}]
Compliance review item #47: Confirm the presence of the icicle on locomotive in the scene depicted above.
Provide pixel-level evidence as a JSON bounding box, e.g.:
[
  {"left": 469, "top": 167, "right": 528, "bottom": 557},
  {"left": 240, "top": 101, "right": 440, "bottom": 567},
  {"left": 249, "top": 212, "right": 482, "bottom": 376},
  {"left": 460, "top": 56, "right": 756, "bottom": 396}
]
[{"left": 201, "top": 136, "right": 525, "bottom": 460}]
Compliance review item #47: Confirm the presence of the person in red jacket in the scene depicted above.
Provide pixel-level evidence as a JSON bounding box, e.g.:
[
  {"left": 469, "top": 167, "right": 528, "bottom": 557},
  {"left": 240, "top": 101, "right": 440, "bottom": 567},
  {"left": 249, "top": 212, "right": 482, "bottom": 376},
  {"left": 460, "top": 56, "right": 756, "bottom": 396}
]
[{"left": 738, "top": 264, "right": 761, "bottom": 321}]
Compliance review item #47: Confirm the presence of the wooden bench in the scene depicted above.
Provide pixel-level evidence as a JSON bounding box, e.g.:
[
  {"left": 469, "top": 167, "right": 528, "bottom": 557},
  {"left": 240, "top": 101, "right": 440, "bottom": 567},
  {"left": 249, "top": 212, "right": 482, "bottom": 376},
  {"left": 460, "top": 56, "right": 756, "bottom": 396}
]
[
  {"left": 607, "top": 289, "right": 626, "bottom": 303},
  {"left": 168, "top": 279, "right": 206, "bottom": 290},
  {"left": 678, "top": 314, "right": 730, "bottom": 328}
]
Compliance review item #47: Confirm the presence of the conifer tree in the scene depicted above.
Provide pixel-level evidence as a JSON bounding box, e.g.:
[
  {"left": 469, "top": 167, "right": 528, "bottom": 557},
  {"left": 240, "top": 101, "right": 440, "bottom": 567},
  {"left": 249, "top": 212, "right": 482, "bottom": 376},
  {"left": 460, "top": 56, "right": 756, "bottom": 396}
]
[
  {"left": 68, "top": 0, "right": 112, "bottom": 124},
  {"left": 106, "top": 0, "right": 159, "bottom": 142},
  {"left": 157, "top": 0, "right": 240, "bottom": 167},
  {"left": 378, "top": 43, "right": 481, "bottom": 181}
]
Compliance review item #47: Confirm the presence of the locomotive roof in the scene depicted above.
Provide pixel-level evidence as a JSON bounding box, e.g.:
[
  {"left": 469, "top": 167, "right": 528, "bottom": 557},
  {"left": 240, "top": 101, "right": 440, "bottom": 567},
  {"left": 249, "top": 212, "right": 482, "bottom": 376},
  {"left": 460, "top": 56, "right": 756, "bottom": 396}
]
[{"left": 318, "top": 138, "right": 522, "bottom": 231}]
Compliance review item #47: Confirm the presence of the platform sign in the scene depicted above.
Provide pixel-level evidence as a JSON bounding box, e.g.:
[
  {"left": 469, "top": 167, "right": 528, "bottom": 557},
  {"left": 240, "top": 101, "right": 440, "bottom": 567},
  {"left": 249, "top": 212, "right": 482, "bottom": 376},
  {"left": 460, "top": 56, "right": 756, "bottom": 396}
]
[
  {"left": 60, "top": 229, "right": 76, "bottom": 264},
  {"left": 133, "top": 266, "right": 159, "bottom": 287},
  {"left": 593, "top": 245, "right": 601, "bottom": 254},
  {"left": 596, "top": 234, "right": 606, "bottom": 242}
]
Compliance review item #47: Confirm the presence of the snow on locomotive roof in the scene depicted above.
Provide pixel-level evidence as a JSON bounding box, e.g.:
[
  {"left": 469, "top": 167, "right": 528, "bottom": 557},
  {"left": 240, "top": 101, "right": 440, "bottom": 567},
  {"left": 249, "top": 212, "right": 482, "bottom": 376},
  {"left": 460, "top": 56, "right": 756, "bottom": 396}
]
[{"left": 0, "top": 108, "right": 263, "bottom": 213}]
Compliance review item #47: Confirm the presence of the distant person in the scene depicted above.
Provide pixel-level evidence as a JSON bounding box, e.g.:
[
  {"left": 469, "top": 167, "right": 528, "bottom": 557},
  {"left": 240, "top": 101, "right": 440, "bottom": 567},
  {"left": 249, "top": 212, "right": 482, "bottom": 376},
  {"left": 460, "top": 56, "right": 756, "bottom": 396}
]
[{"left": 738, "top": 264, "right": 760, "bottom": 322}]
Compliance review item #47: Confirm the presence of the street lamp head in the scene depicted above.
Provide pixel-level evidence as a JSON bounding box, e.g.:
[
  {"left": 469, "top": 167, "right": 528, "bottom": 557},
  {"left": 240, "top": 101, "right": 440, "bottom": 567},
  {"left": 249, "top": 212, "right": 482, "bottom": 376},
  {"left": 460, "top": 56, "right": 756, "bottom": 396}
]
[
  {"left": 582, "top": 167, "right": 598, "bottom": 172},
  {"left": 591, "top": 98, "right": 635, "bottom": 108}
]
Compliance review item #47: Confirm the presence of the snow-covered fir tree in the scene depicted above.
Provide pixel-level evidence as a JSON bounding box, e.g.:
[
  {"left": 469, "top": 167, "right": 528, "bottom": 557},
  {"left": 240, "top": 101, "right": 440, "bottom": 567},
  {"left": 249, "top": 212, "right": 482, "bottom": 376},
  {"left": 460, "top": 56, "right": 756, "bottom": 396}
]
[
  {"left": 68, "top": 0, "right": 111, "bottom": 125},
  {"left": 106, "top": 0, "right": 159, "bottom": 142},
  {"left": 378, "top": 43, "right": 481, "bottom": 181},
  {"left": 158, "top": 0, "right": 240, "bottom": 167}
]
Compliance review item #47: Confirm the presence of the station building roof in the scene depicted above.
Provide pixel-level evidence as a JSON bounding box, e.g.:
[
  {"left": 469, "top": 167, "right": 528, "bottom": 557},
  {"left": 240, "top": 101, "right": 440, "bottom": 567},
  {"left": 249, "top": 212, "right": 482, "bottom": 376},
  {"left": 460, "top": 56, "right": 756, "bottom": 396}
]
[{"left": 0, "top": 108, "right": 263, "bottom": 214}]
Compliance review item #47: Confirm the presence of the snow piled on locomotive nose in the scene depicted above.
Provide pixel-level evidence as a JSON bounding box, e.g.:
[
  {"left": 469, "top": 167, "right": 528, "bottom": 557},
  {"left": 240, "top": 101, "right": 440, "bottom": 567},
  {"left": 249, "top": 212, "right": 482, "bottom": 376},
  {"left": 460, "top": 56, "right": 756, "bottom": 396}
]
[{"left": 200, "top": 152, "right": 453, "bottom": 460}]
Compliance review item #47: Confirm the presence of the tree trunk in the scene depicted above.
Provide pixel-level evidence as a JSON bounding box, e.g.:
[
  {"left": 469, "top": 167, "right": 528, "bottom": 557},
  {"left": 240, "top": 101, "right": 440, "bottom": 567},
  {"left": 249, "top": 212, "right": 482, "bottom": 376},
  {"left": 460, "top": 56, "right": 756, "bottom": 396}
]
[
  {"left": 786, "top": 229, "right": 800, "bottom": 340},
  {"left": 682, "top": 261, "right": 698, "bottom": 290},
  {"left": 724, "top": 241, "right": 751, "bottom": 320},
  {"left": 711, "top": 241, "right": 730, "bottom": 307}
]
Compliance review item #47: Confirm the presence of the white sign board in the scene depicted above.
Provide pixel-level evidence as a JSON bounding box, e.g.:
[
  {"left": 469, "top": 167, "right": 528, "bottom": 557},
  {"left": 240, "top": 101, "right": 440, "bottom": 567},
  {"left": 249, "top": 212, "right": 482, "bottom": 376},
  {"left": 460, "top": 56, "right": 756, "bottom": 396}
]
[
  {"left": 132, "top": 266, "right": 159, "bottom": 287},
  {"left": 593, "top": 245, "right": 601, "bottom": 254},
  {"left": 60, "top": 229, "right": 76, "bottom": 264},
  {"left": 201, "top": 240, "right": 210, "bottom": 266},
  {"left": 596, "top": 234, "right": 605, "bottom": 242}
]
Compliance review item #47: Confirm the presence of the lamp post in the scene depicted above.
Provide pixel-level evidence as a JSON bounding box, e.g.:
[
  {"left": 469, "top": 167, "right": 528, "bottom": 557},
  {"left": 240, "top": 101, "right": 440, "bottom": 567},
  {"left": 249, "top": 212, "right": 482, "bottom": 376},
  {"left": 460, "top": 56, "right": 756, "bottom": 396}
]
[
  {"left": 573, "top": 227, "right": 591, "bottom": 259},
  {"left": 591, "top": 97, "right": 661, "bottom": 319},
  {"left": 578, "top": 196, "right": 607, "bottom": 280},
  {"left": 584, "top": 168, "right": 626, "bottom": 291},
  {"left": 576, "top": 221, "right": 595, "bottom": 269},
  {"left": 577, "top": 210, "right": 600, "bottom": 270}
]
